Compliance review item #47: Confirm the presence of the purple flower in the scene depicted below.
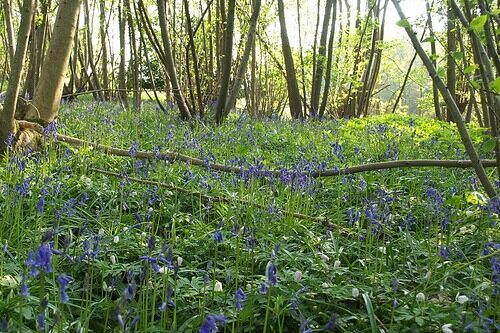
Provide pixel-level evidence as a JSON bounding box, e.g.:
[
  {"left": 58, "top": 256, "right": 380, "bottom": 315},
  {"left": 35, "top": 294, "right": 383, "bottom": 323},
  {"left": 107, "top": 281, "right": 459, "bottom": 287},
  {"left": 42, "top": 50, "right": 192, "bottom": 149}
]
[
  {"left": 57, "top": 274, "right": 73, "bottom": 303},
  {"left": 128, "top": 143, "right": 138, "bottom": 157},
  {"left": 439, "top": 246, "right": 450, "bottom": 261},
  {"left": 212, "top": 230, "right": 223, "bottom": 244},
  {"left": 37, "top": 313, "right": 45, "bottom": 330},
  {"left": 300, "top": 319, "right": 312, "bottom": 333},
  {"left": 266, "top": 261, "right": 278, "bottom": 286},
  {"left": 27, "top": 243, "right": 53, "bottom": 276},
  {"left": 20, "top": 274, "right": 29, "bottom": 296},
  {"left": 125, "top": 281, "right": 137, "bottom": 301},
  {"left": 159, "top": 302, "right": 167, "bottom": 312},
  {"left": 235, "top": 288, "right": 246, "bottom": 311},
  {"left": 4, "top": 132, "right": 14, "bottom": 148},
  {"left": 325, "top": 313, "right": 337, "bottom": 331},
  {"left": 199, "top": 315, "right": 227, "bottom": 333},
  {"left": 259, "top": 282, "right": 268, "bottom": 295}
]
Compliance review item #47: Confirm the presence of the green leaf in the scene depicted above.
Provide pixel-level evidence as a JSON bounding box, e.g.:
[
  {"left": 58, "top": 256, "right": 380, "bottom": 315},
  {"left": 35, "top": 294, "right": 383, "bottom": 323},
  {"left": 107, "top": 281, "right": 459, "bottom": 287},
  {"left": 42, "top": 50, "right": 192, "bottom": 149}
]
[
  {"left": 482, "top": 138, "right": 497, "bottom": 152},
  {"left": 491, "top": 9, "right": 500, "bottom": 16},
  {"left": 452, "top": 51, "right": 463, "bottom": 60},
  {"left": 470, "top": 14, "right": 488, "bottom": 33},
  {"left": 464, "top": 64, "right": 478, "bottom": 74},
  {"left": 422, "top": 36, "right": 435, "bottom": 43},
  {"left": 471, "top": 80, "right": 481, "bottom": 90},
  {"left": 490, "top": 77, "right": 500, "bottom": 93},
  {"left": 396, "top": 19, "right": 411, "bottom": 28}
]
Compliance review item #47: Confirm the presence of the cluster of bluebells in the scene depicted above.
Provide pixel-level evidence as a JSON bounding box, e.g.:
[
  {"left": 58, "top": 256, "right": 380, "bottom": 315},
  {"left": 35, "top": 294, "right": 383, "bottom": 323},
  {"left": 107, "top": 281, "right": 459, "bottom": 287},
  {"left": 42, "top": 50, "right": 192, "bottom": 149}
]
[{"left": 199, "top": 314, "right": 227, "bottom": 333}]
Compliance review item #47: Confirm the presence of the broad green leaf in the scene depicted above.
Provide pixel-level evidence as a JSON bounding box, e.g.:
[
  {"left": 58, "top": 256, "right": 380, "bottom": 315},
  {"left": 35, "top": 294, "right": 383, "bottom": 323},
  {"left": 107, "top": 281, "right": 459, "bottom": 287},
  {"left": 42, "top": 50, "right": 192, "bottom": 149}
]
[
  {"left": 471, "top": 80, "right": 481, "bottom": 90},
  {"left": 422, "top": 36, "right": 435, "bottom": 43},
  {"left": 491, "top": 9, "right": 500, "bottom": 16},
  {"left": 490, "top": 77, "right": 500, "bottom": 93},
  {"left": 452, "top": 51, "right": 463, "bottom": 60},
  {"left": 396, "top": 19, "right": 411, "bottom": 28},
  {"left": 470, "top": 15, "right": 488, "bottom": 33},
  {"left": 464, "top": 64, "right": 478, "bottom": 74},
  {"left": 465, "top": 191, "right": 487, "bottom": 205},
  {"left": 482, "top": 137, "right": 497, "bottom": 152}
]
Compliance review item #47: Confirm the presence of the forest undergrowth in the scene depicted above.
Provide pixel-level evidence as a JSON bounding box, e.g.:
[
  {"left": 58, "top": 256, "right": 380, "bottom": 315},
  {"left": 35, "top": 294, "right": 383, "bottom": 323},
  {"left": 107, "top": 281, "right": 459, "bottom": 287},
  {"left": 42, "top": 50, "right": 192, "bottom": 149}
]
[{"left": 0, "top": 101, "right": 499, "bottom": 332}]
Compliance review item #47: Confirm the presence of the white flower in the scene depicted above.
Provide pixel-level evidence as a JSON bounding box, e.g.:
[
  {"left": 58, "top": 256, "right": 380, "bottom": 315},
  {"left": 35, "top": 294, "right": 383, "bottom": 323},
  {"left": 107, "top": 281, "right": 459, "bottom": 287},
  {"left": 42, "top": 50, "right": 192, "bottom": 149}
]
[
  {"left": 321, "top": 282, "right": 329, "bottom": 289},
  {"left": 158, "top": 267, "right": 170, "bottom": 274},
  {"left": 110, "top": 255, "right": 117, "bottom": 265},
  {"left": 141, "top": 232, "right": 147, "bottom": 238},
  {"left": 424, "top": 271, "right": 432, "bottom": 279},
  {"left": 352, "top": 287, "right": 360, "bottom": 298},
  {"left": 378, "top": 246, "right": 386, "bottom": 255},
  {"left": 456, "top": 295, "right": 469, "bottom": 304},
  {"left": 98, "top": 228, "right": 105, "bottom": 236},
  {"left": 333, "top": 260, "right": 341, "bottom": 269},
  {"left": 177, "top": 256, "right": 183, "bottom": 267},
  {"left": 214, "top": 281, "right": 223, "bottom": 292},
  {"left": 459, "top": 226, "right": 468, "bottom": 234},
  {"left": 416, "top": 292, "right": 425, "bottom": 302},
  {"left": 442, "top": 323, "right": 453, "bottom": 333},
  {"left": 294, "top": 271, "right": 303, "bottom": 283},
  {"left": 122, "top": 227, "right": 129, "bottom": 232},
  {"left": 113, "top": 235, "right": 120, "bottom": 243},
  {"left": 148, "top": 207, "right": 154, "bottom": 213},
  {"left": 470, "top": 224, "right": 476, "bottom": 232},
  {"left": 319, "top": 253, "right": 329, "bottom": 262},
  {"left": 465, "top": 210, "right": 473, "bottom": 217}
]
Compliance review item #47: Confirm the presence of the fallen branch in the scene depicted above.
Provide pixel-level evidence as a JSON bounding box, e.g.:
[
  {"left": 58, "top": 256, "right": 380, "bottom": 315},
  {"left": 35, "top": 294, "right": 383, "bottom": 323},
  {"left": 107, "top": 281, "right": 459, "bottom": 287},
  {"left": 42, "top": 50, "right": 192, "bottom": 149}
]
[
  {"left": 89, "top": 168, "right": 347, "bottom": 232},
  {"left": 17, "top": 120, "right": 499, "bottom": 178}
]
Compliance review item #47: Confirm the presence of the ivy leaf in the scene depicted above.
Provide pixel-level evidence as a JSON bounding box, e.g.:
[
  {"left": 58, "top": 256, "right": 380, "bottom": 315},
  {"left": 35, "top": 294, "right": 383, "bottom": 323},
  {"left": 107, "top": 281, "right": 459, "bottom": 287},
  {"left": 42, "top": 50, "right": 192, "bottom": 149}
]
[
  {"left": 490, "top": 77, "right": 500, "bottom": 94},
  {"left": 396, "top": 19, "right": 411, "bottom": 28},
  {"left": 470, "top": 14, "right": 488, "bottom": 33},
  {"left": 482, "top": 138, "right": 497, "bottom": 152}
]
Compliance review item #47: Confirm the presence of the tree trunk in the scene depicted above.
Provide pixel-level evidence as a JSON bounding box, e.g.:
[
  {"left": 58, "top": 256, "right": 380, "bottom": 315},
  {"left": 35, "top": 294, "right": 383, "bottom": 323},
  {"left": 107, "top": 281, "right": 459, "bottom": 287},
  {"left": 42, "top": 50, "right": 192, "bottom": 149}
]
[
  {"left": 277, "top": 0, "right": 303, "bottom": 120},
  {"left": 214, "top": 0, "right": 235, "bottom": 124},
  {"left": 425, "top": 0, "right": 442, "bottom": 120},
  {"left": 0, "top": 0, "right": 36, "bottom": 152},
  {"left": 99, "top": 0, "right": 110, "bottom": 100},
  {"left": 118, "top": 0, "right": 128, "bottom": 108},
  {"left": 319, "top": 0, "right": 338, "bottom": 118},
  {"left": 391, "top": 0, "right": 497, "bottom": 198},
  {"left": 223, "top": 0, "right": 262, "bottom": 118},
  {"left": 446, "top": 0, "right": 457, "bottom": 122},
  {"left": 25, "top": 0, "right": 82, "bottom": 125},
  {"left": 157, "top": 0, "right": 192, "bottom": 120},
  {"left": 2, "top": 0, "right": 16, "bottom": 67},
  {"left": 311, "top": 0, "right": 334, "bottom": 118}
]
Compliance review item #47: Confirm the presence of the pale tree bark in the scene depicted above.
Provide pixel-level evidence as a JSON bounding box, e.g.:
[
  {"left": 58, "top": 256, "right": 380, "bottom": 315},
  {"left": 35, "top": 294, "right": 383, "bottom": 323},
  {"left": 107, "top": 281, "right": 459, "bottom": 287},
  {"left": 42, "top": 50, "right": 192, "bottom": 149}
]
[
  {"left": 319, "top": 0, "right": 338, "bottom": 118},
  {"left": 446, "top": 0, "right": 457, "bottom": 122},
  {"left": 425, "top": 0, "right": 442, "bottom": 120},
  {"left": 2, "top": 0, "right": 16, "bottom": 67},
  {"left": 157, "top": 0, "right": 192, "bottom": 120},
  {"left": 0, "top": 0, "right": 35, "bottom": 152},
  {"left": 223, "top": 0, "right": 262, "bottom": 118},
  {"left": 277, "top": 0, "right": 303, "bottom": 120},
  {"left": 311, "top": 0, "right": 334, "bottom": 118},
  {"left": 25, "top": 0, "right": 83, "bottom": 125},
  {"left": 100, "top": 0, "right": 110, "bottom": 100},
  {"left": 215, "top": 0, "right": 235, "bottom": 124},
  {"left": 118, "top": 0, "right": 128, "bottom": 108},
  {"left": 391, "top": 0, "right": 497, "bottom": 198}
]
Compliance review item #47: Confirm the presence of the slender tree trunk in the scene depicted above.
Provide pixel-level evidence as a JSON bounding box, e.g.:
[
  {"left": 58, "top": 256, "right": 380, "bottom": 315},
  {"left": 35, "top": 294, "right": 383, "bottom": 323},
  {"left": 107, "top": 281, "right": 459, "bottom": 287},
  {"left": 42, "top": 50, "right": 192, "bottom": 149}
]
[
  {"left": 214, "top": 0, "right": 235, "bottom": 124},
  {"left": 0, "top": 0, "right": 36, "bottom": 152},
  {"left": 277, "top": 0, "right": 303, "bottom": 120},
  {"left": 2, "top": 0, "right": 16, "bottom": 66},
  {"left": 157, "top": 0, "right": 192, "bottom": 120},
  {"left": 118, "top": 0, "right": 128, "bottom": 108},
  {"left": 446, "top": 0, "right": 457, "bottom": 122},
  {"left": 319, "top": 1, "right": 338, "bottom": 118},
  {"left": 425, "top": 0, "right": 442, "bottom": 120},
  {"left": 25, "top": 0, "right": 83, "bottom": 125},
  {"left": 296, "top": 0, "right": 308, "bottom": 118},
  {"left": 184, "top": 0, "right": 204, "bottom": 118},
  {"left": 391, "top": 0, "right": 497, "bottom": 198},
  {"left": 99, "top": 0, "right": 110, "bottom": 100},
  {"left": 223, "top": 0, "right": 262, "bottom": 118},
  {"left": 311, "top": 0, "right": 334, "bottom": 118}
]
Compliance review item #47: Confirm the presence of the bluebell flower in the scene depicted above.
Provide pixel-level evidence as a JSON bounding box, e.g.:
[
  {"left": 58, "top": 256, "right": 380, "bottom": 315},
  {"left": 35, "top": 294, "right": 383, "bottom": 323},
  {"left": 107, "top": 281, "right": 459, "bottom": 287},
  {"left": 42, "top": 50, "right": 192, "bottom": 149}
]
[
  {"left": 324, "top": 313, "right": 337, "bottom": 331},
  {"left": 4, "top": 132, "right": 14, "bottom": 148},
  {"left": 159, "top": 302, "right": 167, "bottom": 312},
  {"left": 125, "top": 280, "right": 137, "bottom": 301},
  {"left": 299, "top": 319, "right": 312, "bottom": 333},
  {"left": 37, "top": 313, "right": 45, "bottom": 330},
  {"left": 235, "top": 288, "right": 246, "bottom": 311},
  {"left": 259, "top": 282, "right": 268, "bottom": 295},
  {"left": 20, "top": 273, "right": 29, "bottom": 296},
  {"left": 57, "top": 274, "right": 73, "bottom": 303},
  {"left": 37, "top": 196, "right": 46, "bottom": 214},
  {"left": 212, "top": 230, "right": 223, "bottom": 244},
  {"left": 439, "top": 246, "right": 450, "bottom": 261},
  {"left": 266, "top": 261, "right": 278, "bottom": 286},
  {"left": 128, "top": 143, "right": 138, "bottom": 157},
  {"left": 30, "top": 243, "right": 52, "bottom": 275},
  {"left": 199, "top": 314, "right": 227, "bottom": 333}
]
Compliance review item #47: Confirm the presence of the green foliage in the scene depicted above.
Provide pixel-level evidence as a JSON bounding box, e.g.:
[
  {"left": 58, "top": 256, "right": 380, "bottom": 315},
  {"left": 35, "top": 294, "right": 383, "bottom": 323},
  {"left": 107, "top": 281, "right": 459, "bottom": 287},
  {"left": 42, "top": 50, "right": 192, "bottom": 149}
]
[{"left": 0, "top": 101, "right": 498, "bottom": 332}]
